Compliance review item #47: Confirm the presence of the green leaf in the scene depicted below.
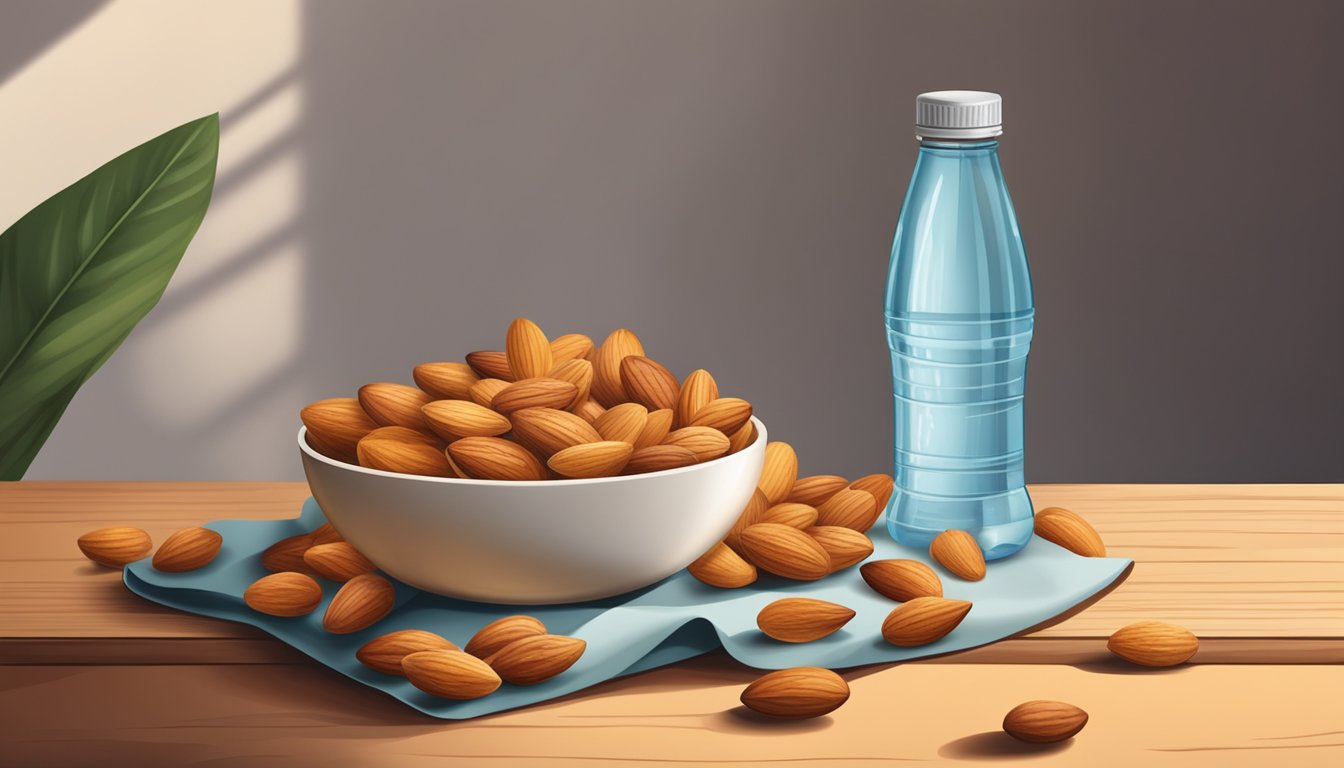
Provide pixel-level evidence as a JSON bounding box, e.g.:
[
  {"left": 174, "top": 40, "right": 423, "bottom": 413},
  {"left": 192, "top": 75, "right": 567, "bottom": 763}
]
[{"left": 0, "top": 114, "right": 219, "bottom": 479}]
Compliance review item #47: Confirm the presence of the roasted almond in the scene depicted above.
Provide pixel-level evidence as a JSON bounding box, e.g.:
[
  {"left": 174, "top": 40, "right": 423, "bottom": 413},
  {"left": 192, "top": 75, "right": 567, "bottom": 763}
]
[
  {"left": 881, "top": 596, "right": 972, "bottom": 646},
  {"left": 421, "top": 399, "right": 512, "bottom": 440},
  {"left": 1003, "top": 700, "right": 1089, "bottom": 743},
  {"left": 724, "top": 489, "right": 770, "bottom": 554},
  {"left": 787, "top": 475, "right": 850, "bottom": 507},
  {"left": 757, "top": 441, "right": 798, "bottom": 504},
  {"left": 510, "top": 407, "right": 602, "bottom": 457},
  {"left": 548, "top": 441, "right": 634, "bottom": 478},
  {"left": 549, "top": 333, "right": 594, "bottom": 364},
  {"left": 310, "top": 522, "right": 343, "bottom": 545},
  {"left": 413, "top": 361, "right": 480, "bottom": 400},
  {"left": 624, "top": 444, "right": 699, "bottom": 475},
  {"left": 356, "top": 438, "right": 453, "bottom": 477},
  {"left": 261, "top": 532, "right": 317, "bottom": 573},
  {"left": 448, "top": 436, "right": 548, "bottom": 481},
  {"left": 465, "top": 350, "right": 515, "bottom": 382},
  {"left": 687, "top": 542, "right": 757, "bottom": 588},
  {"left": 930, "top": 529, "right": 985, "bottom": 581},
  {"left": 465, "top": 615, "right": 548, "bottom": 659},
  {"left": 323, "top": 573, "right": 395, "bottom": 634},
  {"left": 675, "top": 368, "right": 719, "bottom": 428},
  {"left": 573, "top": 398, "right": 606, "bottom": 423},
  {"left": 77, "top": 527, "right": 152, "bottom": 568},
  {"left": 662, "top": 426, "right": 730, "bottom": 462},
  {"left": 619, "top": 356, "right": 680, "bottom": 411},
  {"left": 357, "top": 382, "right": 433, "bottom": 431},
  {"left": 688, "top": 397, "right": 752, "bottom": 435},
  {"left": 594, "top": 402, "right": 648, "bottom": 444},
  {"left": 303, "top": 542, "right": 377, "bottom": 582},
  {"left": 815, "top": 488, "right": 879, "bottom": 531},
  {"left": 757, "top": 598, "right": 855, "bottom": 643},
  {"left": 860, "top": 559, "right": 943, "bottom": 601},
  {"left": 484, "top": 634, "right": 587, "bottom": 685},
  {"left": 357, "top": 629, "right": 458, "bottom": 675},
  {"left": 402, "top": 649, "right": 501, "bottom": 699},
  {"left": 761, "top": 502, "right": 819, "bottom": 529},
  {"left": 807, "top": 526, "right": 874, "bottom": 572},
  {"left": 726, "top": 420, "right": 756, "bottom": 453},
  {"left": 362, "top": 425, "right": 443, "bottom": 447},
  {"left": 152, "top": 527, "right": 223, "bottom": 572},
  {"left": 243, "top": 572, "right": 323, "bottom": 617},
  {"left": 849, "top": 473, "right": 895, "bottom": 511},
  {"left": 546, "top": 358, "right": 593, "bottom": 406},
  {"left": 739, "top": 523, "right": 831, "bottom": 581},
  {"left": 491, "top": 377, "right": 578, "bottom": 415},
  {"left": 468, "top": 378, "right": 511, "bottom": 407},
  {"left": 1107, "top": 621, "right": 1199, "bottom": 667},
  {"left": 505, "top": 317, "right": 553, "bottom": 380},
  {"left": 740, "top": 667, "right": 849, "bottom": 719},
  {"left": 1035, "top": 506, "right": 1107, "bottom": 558},
  {"left": 591, "top": 328, "right": 645, "bottom": 407},
  {"left": 301, "top": 398, "right": 378, "bottom": 464}
]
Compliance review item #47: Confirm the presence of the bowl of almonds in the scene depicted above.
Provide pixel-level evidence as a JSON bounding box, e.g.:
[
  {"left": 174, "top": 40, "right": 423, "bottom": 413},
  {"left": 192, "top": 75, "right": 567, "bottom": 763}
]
[{"left": 298, "top": 319, "right": 766, "bottom": 604}]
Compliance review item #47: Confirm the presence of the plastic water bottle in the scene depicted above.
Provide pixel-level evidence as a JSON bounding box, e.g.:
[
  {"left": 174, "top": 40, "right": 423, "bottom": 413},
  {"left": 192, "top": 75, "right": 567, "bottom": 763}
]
[{"left": 884, "top": 91, "right": 1035, "bottom": 560}]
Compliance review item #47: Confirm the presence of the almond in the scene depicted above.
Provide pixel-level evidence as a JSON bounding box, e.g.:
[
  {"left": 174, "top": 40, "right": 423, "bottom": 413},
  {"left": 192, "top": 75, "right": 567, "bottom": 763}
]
[
  {"left": 860, "top": 559, "right": 943, "bottom": 601},
  {"left": 261, "top": 532, "right": 317, "bottom": 573},
  {"left": 815, "top": 488, "right": 879, "bottom": 531},
  {"left": 152, "top": 527, "right": 223, "bottom": 572},
  {"left": 323, "top": 573, "right": 395, "bottom": 634},
  {"left": 402, "top": 649, "right": 502, "bottom": 699},
  {"left": 806, "top": 526, "right": 874, "bottom": 572},
  {"left": 675, "top": 368, "right": 719, "bottom": 428},
  {"left": 624, "top": 444, "right": 699, "bottom": 475},
  {"left": 689, "top": 397, "right": 752, "bottom": 435},
  {"left": 930, "top": 529, "right": 985, "bottom": 581},
  {"left": 301, "top": 398, "right": 378, "bottom": 464},
  {"left": 757, "top": 598, "right": 855, "bottom": 643},
  {"left": 1035, "top": 506, "right": 1107, "bottom": 557},
  {"left": 491, "top": 377, "right": 578, "bottom": 415},
  {"left": 573, "top": 398, "right": 606, "bottom": 423},
  {"left": 1003, "top": 700, "right": 1089, "bottom": 743},
  {"left": 310, "top": 522, "right": 343, "bottom": 545},
  {"left": 787, "top": 475, "right": 850, "bottom": 507},
  {"left": 356, "top": 438, "right": 453, "bottom": 477},
  {"left": 687, "top": 542, "right": 757, "bottom": 588},
  {"left": 761, "top": 502, "right": 819, "bottom": 530},
  {"left": 740, "top": 667, "right": 849, "bottom": 719},
  {"left": 505, "top": 317, "right": 553, "bottom": 380},
  {"left": 757, "top": 441, "right": 798, "bottom": 504},
  {"left": 77, "top": 527, "right": 152, "bottom": 568},
  {"left": 484, "top": 634, "right": 587, "bottom": 685},
  {"left": 739, "top": 523, "right": 831, "bottom": 581},
  {"left": 421, "top": 399, "right": 512, "bottom": 440},
  {"left": 548, "top": 441, "right": 634, "bottom": 478},
  {"left": 726, "top": 420, "right": 757, "bottom": 453},
  {"left": 619, "top": 356, "right": 680, "bottom": 411},
  {"left": 362, "top": 425, "right": 443, "bottom": 447},
  {"left": 469, "top": 378, "right": 510, "bottom": 408},
  {"left": 724, "top": 489, "right": 769, "bottom": 554},
  {"left": 1107, "top": 621, "right": 1199, "bottom": 667},
  {"left": 357, "top": 382, "right": 433, "bottom": 430},
  {"left": 465, "top": 615, "right": 548, "bottom": 659},
  {"left": 594, "top": 402, "right": 648, "bottom": 444},
  {"left": 849, "top": 473, "right": 895, "bottom": 511},
  {"left": 880, "top": 596, "right": 972, "bottom": 646},
  {"left": 357, "top": 629, "right": 458, "bottom": 675},
  {"left": 303, "top": 542, "right": 377, "bottom": 581},
  {"left": 549, "top": 333, "right": 594, "bottom": 364},
  {"left": 448, "top": 436, "right": 548, "bottom": 481},
  {"left": 662, "top": 426, "right": 730, "bottom": 462},
  {"left": 465, "top": 350, "right": 515, "bottom": 382},
  {"left": 591, "top": 328, "right": 645, "bottom": 407},
  {"left": 510, "top": 407, "right": 602, "bottom": 457},
  {"left": 243, "top": 572, "right": 323, "bottom": 617},
  {"left": 634, "top": 408, "right": 674, "bottom": 449},
  {"left": 412, "top": 361, "right": 480, "bottom": 400},
  {"left": 546, "top": 358, "right": 593, "bottom": 406}
]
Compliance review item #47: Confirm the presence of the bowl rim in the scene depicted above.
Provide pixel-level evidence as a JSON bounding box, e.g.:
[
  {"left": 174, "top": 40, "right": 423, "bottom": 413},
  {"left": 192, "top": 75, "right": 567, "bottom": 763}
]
[{"left": 299, "top": 416, "right": 767, "bottom": 487}]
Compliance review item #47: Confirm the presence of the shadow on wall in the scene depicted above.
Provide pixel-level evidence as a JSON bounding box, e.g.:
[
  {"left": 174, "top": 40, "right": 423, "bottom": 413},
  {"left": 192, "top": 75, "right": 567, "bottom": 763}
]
[{"left": 0, "top": 1, "right": 108, "bottom": 87}]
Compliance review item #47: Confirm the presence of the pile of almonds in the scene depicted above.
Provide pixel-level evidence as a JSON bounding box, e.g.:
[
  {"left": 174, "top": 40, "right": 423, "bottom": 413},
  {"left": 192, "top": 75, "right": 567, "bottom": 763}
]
[{"left": 301, "top": 319, "right": 759, "bottom": 480}]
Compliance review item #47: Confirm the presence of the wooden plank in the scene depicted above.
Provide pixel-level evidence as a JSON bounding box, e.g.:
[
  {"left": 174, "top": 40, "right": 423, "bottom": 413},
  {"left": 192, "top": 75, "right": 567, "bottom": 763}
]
[
  {"left": 2, "top": 660, "right": 1341, "bottom": 767},
  {"left": 1, "top": 483, "right": 1340, "bottom": 664}
]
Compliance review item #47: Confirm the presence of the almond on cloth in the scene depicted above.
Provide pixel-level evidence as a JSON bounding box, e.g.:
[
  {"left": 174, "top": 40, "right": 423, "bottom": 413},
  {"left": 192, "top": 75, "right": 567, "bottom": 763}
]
[
  {"left": 806, "top": 526, "right": 874, "bottom": 572},
  {"left": 1003, "top": 700, "right": 1089, "bottom": 743},
  {"left": 505, "top": 317, "right": 554, "bottom": 381},
  {"left": 412, "top": 361, "right": 480, "bottom": 400},
  {"left": 674, "top": 368, "right": 718, "bottom": 428},
  {"left": 1035, "top": 506, "right": 1107, "bottom": 557},
  {"left": 688, "top": 542, "right": 757, "bottom": 588},
  {"left": 465, "top": 615, "right": 548, "bottom": 659},
  {"left": 357, "top": 382, "right": 433, "bottom": 431},
  {"left": 740, "top": 667, "right": 850, "bottom": 719},
  {"left": 881, "top": 596, "right": 972, "bottom": 647},
  {"left": 303, "top": 542, "right": 377, "bottom": 582},
  {"left": 484, "top": 634, "right": 587, "bottom": 685},
  {"left": 465, "top": 350, "right": 515, "bottom": 382},
  {"left": 244, "top": 572, "right": 323, "bottom": 617},
  {"left": 930, "top": 529, "right": 986, "bottom": 581},
  {"left": 756, "top": 441, "right": 798, "bottom": 504},
  {"left": 1107, "top": 621, "right": 1199, "bottom": 667},
  {"left": 357, "top": 629, "right": 458, "bottom": 675},
  {"left": 739, "top": 523, "right": 831, "bottom": 581},
  {"left": 787, "top": 475, "right": 850, "bottom": 507},
  {"left": 152, "top": 527, "right": 222, "bottom": 572},
  {"left": 757, "top": 598, "right": 855, "bottom": 643},
  {"left": 402, "top": 649, "right": 502, "bottom": 699},
  {"left": 815, "top": 488, "right": 879, "bottom": 531},
  {"left": 322, "top": 573, "right": 395, "bottom": 634},
  {"left": 77, "top": 527, "right": 152, "bottom": 568},
  {"left": 310, "top": 522, "right": 343, "bottom": 545},
  {"left": 623, "top": 444, "right": 699, "bottom": 475},
  {"left": 300, "top": 398, "right": 378, "bottom": 464},
  {"left": 619, "top": 355, "right": 680, "bottom": 411},
  {"left": 261, "top": 532, "right": 316, "bottom": 573},
  {"left": 860, "top": 559, "right": 943, "bottom": 602}
]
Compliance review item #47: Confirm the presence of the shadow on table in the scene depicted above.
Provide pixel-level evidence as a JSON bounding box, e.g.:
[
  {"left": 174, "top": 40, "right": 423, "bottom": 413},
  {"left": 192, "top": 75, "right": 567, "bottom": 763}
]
[
  {"left": 940, "top": 731, "right": 1074, "bottom": 761},
  {"left": 1070, "top": 656, "right": 1194, "bottom": 676}
]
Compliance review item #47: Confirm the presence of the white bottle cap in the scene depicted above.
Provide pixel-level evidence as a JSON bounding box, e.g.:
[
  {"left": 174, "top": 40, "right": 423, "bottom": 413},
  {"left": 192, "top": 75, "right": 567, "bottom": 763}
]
[{"left": 915, "top": 91, "right": 1002, "bottom": 140}]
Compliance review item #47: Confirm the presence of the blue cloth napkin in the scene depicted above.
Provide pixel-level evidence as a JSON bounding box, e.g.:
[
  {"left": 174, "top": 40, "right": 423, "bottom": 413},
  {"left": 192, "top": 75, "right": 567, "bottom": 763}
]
[{"left": 124, "top": 498, "right": 1131, "bottom": 719}]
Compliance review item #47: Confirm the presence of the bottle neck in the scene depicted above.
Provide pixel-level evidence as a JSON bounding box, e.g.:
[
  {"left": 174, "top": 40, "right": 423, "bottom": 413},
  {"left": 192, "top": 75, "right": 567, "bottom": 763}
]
[{"left": 917, "top": 138, "right": 1000, "bottom": 152}]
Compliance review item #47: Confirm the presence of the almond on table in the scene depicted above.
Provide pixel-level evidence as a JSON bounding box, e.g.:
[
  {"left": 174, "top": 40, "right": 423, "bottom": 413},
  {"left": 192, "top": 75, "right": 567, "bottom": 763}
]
[
  {"left": 740, "top": 667, "right": 850, "bottom": 719},
  {"left": 77, "top": 527, "right": 152, "bottom": 568}
]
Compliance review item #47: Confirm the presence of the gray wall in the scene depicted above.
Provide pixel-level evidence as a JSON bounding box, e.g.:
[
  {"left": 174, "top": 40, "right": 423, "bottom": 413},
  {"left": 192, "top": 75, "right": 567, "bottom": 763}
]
[{"left": 19, "top": 0, "right": 1344, "bottom": 482}]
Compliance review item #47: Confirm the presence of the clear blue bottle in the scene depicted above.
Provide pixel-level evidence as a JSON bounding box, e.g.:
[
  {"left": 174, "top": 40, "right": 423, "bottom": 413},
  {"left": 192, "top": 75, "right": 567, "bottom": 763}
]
[{"left": 884, "top": 91, "right": 1035, "bottom": 560}]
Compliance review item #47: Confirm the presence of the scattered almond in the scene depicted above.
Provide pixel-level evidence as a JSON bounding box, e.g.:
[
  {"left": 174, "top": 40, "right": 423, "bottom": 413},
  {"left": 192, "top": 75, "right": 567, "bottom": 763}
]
[
  {"left": 815, "top": 488, "right": 879, "bottom": 531},
  {"left": 505, "top": 317, "right": 553, "bottom": 381},
  {"left": 357, "top": 629, "right": 458, "bottom": 675},
  {"left": 510, "top": 407, "right": 602, "bottom": 457},
  {"left": 624, "top": 444, "right": 699, "bottom": 474},
  {"left": 357, "top": 382, "right": 433, "bottom": 431},
  {"left": 1003, "top": 700, "right": 1089, "bottom": 743},
  {"left": 757, "top": 598, "right": 855, "bottom": 643},
  {"left": 449, "top": 436, "right": 548, "bottom": 481},
  {"left": 402, "top": 649, "right": 502, "bottom": 699},
  {"left": 1035, "top": 506, "right": 1107, "bottom": 557},
  {"left": 675, "top": 368, "right": 719, "bottom": 428},
  {"left": 412, "top": 362, "right": 480, "bottom": 401},
  {"left": 465, "top": 350, "right": 515, "bottom": 381},
  {"left": 356, "top": 438, "right": 453, "bottom": 477},
  {"left": 757, "top": 441, "right": 798, "bottom": 504},
  {"left": 740, "top": 667, "right": 849, "bottom": 719},
  {"left": 152, "top": 527, "right": 222, "bottom": 572},
  {"left": 77, "top": 527, "right": 152, "bottom": 568},
  {"left": 465, "top": 615, "right": 548, "bottom": 659},
  {"left": 688, "top": 542, "right": 757, "bottom": 588},
  {"left": 881, "top": 596, "right": 972, "bottom": 646},
  {"left": 421, "top": 400, "right": 512, "bottom": 440},
  {"left": 303, "top": 542, "right": 377, "bottom": 582},
  {"left": 301, "top": 398, "right": 378, "bottom": 464},
  {"left": 322, "top": 573, "right": 395, "bottom": 634},
  {"left": 662, "top": 426, "right": 730, "bottom": 462},
  {"left": 548, "top": 441, "right": 634, "bottom": 479},
  {"left": 261, "top": 532, "right": 317, "bottom": 573},
  {"left": 244, "top": 572, "right": 323, "bottom": 616},
  {"left": 485, "top": 634, "right": 587, "bottom": 685},
  {"left": 491, "top": 377, "right": 578, "bottom": 415},
  {"left": 860, "top": 559, "right": 943, "bottom": 602},
  {"left": 1107, "top": 621, "right": 1199, "bottom": 667},
  {"left": 761, "top": 502, "right": 819, "bottom": 530},
  {"left": 806, "top": 526, "right": 873, "bottom": 572},
  {"left": 787, "top": 475, "right": 850, "bottom": 507},
  {"left": 739, "top": 523, "right": 831, "bottom": 581},
  {"left": 930, "top": 529, "right": 986, "bottom": 581}
]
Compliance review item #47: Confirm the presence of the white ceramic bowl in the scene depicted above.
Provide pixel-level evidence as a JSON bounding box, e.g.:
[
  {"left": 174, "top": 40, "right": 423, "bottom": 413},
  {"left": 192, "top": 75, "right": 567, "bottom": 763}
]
[{"left": 298, "top": 418, "right": 766, "bottom": 604}]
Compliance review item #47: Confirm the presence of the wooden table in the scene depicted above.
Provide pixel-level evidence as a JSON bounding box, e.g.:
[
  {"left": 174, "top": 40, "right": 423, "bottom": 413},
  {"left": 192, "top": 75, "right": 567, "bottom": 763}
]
[{"left": 2, "top": 482, "right": 1341, "bottom": 766}]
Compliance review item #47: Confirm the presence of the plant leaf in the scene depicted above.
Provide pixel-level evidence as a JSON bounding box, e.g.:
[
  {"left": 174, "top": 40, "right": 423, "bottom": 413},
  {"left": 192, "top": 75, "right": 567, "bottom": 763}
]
[{"left": 0, "top": 113, "right": 218, "bottom": 479}]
